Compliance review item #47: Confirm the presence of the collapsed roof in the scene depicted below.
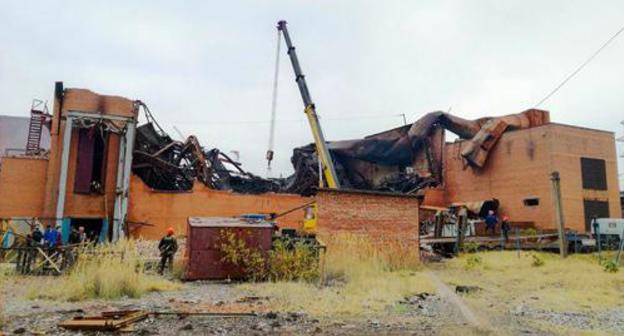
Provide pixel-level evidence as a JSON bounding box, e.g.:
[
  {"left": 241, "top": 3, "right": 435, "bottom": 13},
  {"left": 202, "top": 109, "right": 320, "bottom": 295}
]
[
  {"left": 131, "top": 108, "right": 549, "bottom": 195},
  {"left": 285, "top": 109, "right": 549, "bottom": 195}
]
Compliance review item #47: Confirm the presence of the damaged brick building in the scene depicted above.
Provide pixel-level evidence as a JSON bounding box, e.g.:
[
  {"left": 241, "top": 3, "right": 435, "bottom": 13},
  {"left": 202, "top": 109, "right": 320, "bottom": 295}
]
[
  {"left": 0, "top": 83, "right": 620, "bottom": 247},
  {"left": 0, "top": 84, "right": 420, "bottom": 246}
]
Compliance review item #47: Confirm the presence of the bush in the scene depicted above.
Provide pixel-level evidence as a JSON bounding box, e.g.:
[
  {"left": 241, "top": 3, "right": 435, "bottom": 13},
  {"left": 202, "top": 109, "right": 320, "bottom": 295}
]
[
  {"left": 217, "top": 230, "right": 267, "bottom": 281},
  {"left": 602, "top": 259, "right": 618, "bottom": 273},
  {"left": 524, "top": 228, "right": 538, "bottom": 236},
  {"left": 217, "top": 230, "right": 321, "bottom": 282},
  {"left": 466, "top": 255, "right": 482, "bottom": 268},
  {"left": 531, "top": 254, "right": 545, "bottom": 267},
  {"left": 462, "top": 241, "right": 480, "bottom": 253},
  {"left": 268, "top": 240, "right": 319, "bottom": 282}
]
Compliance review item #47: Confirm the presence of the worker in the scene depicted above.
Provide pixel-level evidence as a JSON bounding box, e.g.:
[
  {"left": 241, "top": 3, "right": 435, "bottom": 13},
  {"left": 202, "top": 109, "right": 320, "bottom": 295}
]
[
  {"left": 484, "top": 210, "right": 498, "bottom": 236},
  {"left": 501, "top": 216, "right": 511, "bottom": 243},
  {"left": 55, "top": 225, "right": 63, "bottom": 247},
  {"left": 158, "top": 227, "right": 178, "bottom": 275},
  {"left": 69, "top": 226, "right": 88, "bottom": 244},
  {"left": 31, "top": 226, "right": 43, "bottom": 246},
  {"left": 43, "top": 225, "right": 58, "bottom": 248}
]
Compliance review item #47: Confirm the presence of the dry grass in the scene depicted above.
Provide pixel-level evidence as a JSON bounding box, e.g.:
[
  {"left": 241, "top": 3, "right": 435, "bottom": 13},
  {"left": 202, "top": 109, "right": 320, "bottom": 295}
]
[
  {"left": 437, "top": 251, "right": 624, "bottom": 312},
  {"left": 0, "top": 265, "right": 7, "bottom": 328},
  {"left": 27, "top": 239, "right": 180, "bottom": 301},
  {"left": 242, "top": 233, "right": 432, "bottom": 318}
]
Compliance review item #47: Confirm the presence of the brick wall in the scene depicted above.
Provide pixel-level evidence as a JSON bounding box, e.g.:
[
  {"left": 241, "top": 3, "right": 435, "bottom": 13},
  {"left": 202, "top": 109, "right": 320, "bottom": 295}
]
[
  {"left": 128, "top": 175, "right": 311, "bottom": 240},
  {"left": 315, "top": 189, "right": 419, "bottom": 257},
  {"left": 0, "top": 156, "right": 48, "bottom": 217},
  {"left": 444, "top": 124, "right": 621, "bottom": 232}
]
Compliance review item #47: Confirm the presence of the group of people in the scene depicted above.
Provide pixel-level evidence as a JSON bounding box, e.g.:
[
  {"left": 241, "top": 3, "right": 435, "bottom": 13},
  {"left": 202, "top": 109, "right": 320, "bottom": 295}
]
[
  {"left": 28, "top": 225, "right": 62, "bottom": 248},
  {"left": 27, "top": 225, "right": 93, "bottom": 247},
  {"left": 484, "top": 210, "right": 511, "bottom": 241}
]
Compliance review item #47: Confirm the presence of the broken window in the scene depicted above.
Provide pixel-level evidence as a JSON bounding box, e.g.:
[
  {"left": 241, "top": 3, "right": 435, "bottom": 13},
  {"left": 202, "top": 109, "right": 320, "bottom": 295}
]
[
  {"left": 523, "top": 197, "right": 539, "bottom": 206},
  {"left": 74, "top": 127, "right": 108, "bottom": 194},
  {"left": 581, "top": 158, "right": 607, "bottom": 190},
  {"left": 583, "top": 200, "right": 610, "bottom": 232}
]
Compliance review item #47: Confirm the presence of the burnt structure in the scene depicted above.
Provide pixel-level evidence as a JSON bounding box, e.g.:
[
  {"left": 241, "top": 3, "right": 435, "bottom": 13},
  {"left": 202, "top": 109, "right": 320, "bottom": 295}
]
[
  {"left": 131, "top": 104, "right": 280, "bottom": 194},
  {"left": 131, "top": 108, "right": 549, "bottom": 196},
  {"left": 286, "top": 109, "right": 550, "bottom": 195}
]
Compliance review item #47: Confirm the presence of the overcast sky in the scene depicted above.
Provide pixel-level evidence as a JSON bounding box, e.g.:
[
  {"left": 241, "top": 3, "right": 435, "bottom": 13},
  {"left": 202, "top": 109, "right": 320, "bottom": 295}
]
[{"left": 1, "top": 1, "right": 623, "bottom": 187}]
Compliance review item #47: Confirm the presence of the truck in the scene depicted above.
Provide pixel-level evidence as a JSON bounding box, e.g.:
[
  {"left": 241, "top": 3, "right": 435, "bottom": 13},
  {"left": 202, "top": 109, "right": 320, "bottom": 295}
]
[{"left": 591, "top": 218, "right": 624, "bottom": 250}]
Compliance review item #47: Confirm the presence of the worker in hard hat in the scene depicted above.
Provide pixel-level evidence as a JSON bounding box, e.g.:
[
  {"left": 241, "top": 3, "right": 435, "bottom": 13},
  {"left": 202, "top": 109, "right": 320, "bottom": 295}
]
[{"left": 158, "top": 227, "right": 178, "bottom": 275}]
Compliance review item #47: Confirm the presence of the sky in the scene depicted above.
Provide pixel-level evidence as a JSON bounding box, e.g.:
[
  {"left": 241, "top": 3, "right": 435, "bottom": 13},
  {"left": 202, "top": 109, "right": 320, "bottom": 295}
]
[{"left": 1, "top": 1, "right": 623, "bottom": 188}]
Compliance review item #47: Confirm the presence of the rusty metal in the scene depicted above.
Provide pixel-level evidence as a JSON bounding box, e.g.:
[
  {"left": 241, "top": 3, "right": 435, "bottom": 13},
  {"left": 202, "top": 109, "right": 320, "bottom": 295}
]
[
  {"left": 185, "top": 217, "right": 274, "bottom": 280},
  {"left": 132, "top": 121, "right": 280, "bottom": 193}
]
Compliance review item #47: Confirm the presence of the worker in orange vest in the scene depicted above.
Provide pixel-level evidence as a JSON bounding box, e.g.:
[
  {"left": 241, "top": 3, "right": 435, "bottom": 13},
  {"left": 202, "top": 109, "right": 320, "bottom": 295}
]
[{"left": 158, "top": 227, "right": 178, "bottom": 275}]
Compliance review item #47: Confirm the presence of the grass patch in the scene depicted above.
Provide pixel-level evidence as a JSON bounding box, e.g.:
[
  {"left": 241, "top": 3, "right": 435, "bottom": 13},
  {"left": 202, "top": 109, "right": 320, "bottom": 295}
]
[
  {"left": 465, "top": 255, "right": 483, "bottom": 268},
  {"left": 531, "top": 253, "right": 545, "bottom": 267},
  {"left": 0, "top": 267, "right": 6, "bottom": 328},
  {"left": 242, "top": 233, "right": 432, "bottom": 318},
  {"left": 437, "top": 251, "right": 624, "bottom": 312},
  {"left": 27, "top": 239, "right": 180, "bottom": 301}
]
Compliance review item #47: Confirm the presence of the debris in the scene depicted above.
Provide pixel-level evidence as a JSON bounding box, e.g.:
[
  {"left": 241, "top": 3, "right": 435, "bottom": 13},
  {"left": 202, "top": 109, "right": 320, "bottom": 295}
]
[
  {"left": 132, "top": 122, "right": 280, "bottom": 194},
  {"left": 131, "top": 103, "right": 548, "bottom": 196},
  {"left": 251, "top": 321, "right": 270, "bottom": 332},
  {"left": 180, "top": 323, "right": 193, "bottom": 331},
  {"left": 58, "top": 310, "right": 149, "bottom": 331},
  {"left": 455, "top": 285, "right": 482, "bottom": 294},
  {"left": 12, "top": 327, "right": 26, "bottom": 334},
  {"left": 285, "top": 109, "right": 549, "bottom": 195}
]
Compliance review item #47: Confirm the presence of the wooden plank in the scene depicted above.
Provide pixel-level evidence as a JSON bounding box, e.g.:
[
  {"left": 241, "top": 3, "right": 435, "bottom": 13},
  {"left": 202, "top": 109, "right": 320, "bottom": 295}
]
[
  {"left": 33, "top": 248, "right": 61, "bottom": 274},
  {"left": 421, "top": 233, "right": 559, "bottom": 244},
  {"left": 59, "top": 311, "right": 148, "bottom": 331}
]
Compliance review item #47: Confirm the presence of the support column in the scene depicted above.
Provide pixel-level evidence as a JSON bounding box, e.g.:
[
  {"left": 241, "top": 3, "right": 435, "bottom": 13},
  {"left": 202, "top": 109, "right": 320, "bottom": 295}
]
[
  {"left": 112, "top": 121, "right": 136, "bottom": 241},
  {"left": 55, "top": 116, "right": 74, "bottom": 231}
]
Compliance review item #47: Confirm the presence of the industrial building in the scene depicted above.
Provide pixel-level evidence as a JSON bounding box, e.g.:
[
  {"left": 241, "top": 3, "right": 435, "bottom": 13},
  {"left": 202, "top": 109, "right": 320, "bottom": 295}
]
[
  {"left": 0, "top": 83, "right": 621, "bottom": 254},
  {"left": 0, "top": 84, "right": 419, "bottom": 248}
]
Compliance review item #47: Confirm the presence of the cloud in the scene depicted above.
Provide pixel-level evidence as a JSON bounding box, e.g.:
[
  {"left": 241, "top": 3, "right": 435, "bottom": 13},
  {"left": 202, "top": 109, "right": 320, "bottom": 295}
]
[{"left": 0, "top": 0, "right": 622, "bottom": 185}]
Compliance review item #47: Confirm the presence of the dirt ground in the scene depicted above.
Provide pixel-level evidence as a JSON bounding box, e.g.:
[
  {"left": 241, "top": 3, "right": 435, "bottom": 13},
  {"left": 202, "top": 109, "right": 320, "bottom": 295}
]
[
  {"left": 1, "top": 278, "right": 477, "bottom": 335},
  {"left": 1, "top": 251, "right": 623, "bottom": 335}
]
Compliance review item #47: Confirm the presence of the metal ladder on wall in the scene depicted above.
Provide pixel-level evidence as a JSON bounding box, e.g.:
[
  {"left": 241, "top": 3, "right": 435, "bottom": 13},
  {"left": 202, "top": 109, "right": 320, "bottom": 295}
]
[{"left": 26, "top": 99, "right": 50, "bottom": 154}]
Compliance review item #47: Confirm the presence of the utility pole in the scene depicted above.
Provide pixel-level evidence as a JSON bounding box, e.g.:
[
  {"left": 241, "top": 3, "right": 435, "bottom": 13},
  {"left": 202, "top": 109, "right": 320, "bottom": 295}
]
[{"left": 550, "top": 171, "right": 568, "bottom": 258}]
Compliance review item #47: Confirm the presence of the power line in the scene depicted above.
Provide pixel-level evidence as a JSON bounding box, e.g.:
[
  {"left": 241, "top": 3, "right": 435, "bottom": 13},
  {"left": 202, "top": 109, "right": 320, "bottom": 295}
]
[{"left": 534, "top": 23, "right": 624, "bottom": 108}]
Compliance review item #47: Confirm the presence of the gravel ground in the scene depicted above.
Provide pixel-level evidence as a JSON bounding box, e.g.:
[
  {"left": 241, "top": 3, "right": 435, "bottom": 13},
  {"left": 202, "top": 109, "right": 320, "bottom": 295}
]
[
  {"left": 1, "top": 278, "right": 471, "bottom": 335},
  {"left": 512, "top": 305, "right": 624, "bottom": 334},
  {"left": 4, "top": 274, "right": 621, "bottom": 335}
]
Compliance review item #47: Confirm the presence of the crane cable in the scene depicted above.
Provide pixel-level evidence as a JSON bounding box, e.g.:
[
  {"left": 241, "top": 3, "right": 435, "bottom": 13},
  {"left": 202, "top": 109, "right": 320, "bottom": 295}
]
[
  {"left": 534, "top": 23, "right": 624, "bottom": 108},
  {"left": 266, "top": 30, "right": 282, "bottom": 175}
]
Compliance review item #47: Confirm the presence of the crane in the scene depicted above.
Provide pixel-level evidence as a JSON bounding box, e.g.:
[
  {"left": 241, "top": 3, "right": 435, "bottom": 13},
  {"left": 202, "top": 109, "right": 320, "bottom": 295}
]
[{"left": 270, "top": 20, "right": 341, "bottom": 188}]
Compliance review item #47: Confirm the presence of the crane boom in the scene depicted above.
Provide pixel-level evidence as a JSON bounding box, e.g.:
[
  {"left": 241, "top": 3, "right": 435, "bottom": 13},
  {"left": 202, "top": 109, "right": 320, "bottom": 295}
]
[{"left": 277, "top": 20, "right": 341, "bottom": 189}]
